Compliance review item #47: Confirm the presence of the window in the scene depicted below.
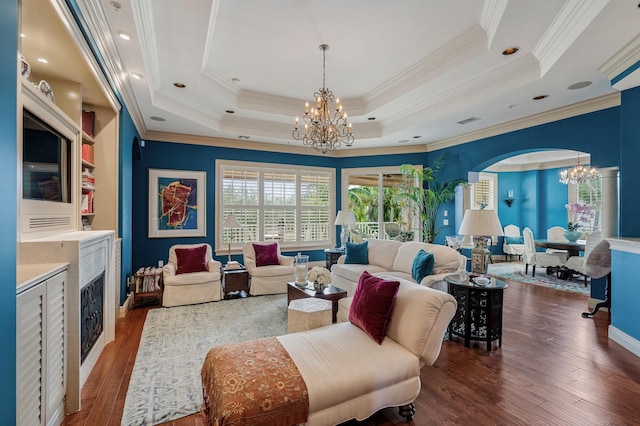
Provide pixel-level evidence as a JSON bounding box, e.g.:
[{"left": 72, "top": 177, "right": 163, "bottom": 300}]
[
  {"left": 570, "top": 177, "right": 602, "bottom": 232},
  {"left": 468, "top": 172, "right": 497, "bottom": 210},
  {"left": 217, "top": 160, "right": 335, "bottom": 253}
]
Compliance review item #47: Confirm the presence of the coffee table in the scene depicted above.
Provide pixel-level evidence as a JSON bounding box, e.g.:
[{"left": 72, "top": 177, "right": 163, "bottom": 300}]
[{"left": 287, "top": 282, "right": 347, "bottom": 323}]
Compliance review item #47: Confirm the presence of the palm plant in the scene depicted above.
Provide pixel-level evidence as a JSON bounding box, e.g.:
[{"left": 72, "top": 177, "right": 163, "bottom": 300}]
[{"left": 394, "top": 156, "right": 466, "bottom": 243}]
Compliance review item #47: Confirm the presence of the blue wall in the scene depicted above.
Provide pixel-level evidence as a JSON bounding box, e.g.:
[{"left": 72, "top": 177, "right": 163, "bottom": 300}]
[
  {"left": 1, "top": 0, "right": 18, "bottom": 422},
  {"left": 620, "top": 86, "right": 640, "bottom": 237},
  {"left": 611, "top": 250, "right": 640, "bottom": 341},
  {"left": 130, "top": 141, "right": 431, "bottom": 269}
]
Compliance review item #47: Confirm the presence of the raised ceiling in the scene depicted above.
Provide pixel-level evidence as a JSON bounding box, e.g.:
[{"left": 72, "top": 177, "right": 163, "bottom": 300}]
[{"left": 63, "top": 1, "right": 640, "bottom": 152}]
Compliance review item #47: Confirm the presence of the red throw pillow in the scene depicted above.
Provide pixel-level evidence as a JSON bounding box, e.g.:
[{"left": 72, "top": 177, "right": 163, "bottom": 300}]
[
  {"left": 348, "top": 271, "right": 400, "bottom": 344},
  {"left": 253, "top": 242, "right": 280, "bottom": 267},
  {"left": 175, "top": 245, "right": 208, "bottom": 275}
]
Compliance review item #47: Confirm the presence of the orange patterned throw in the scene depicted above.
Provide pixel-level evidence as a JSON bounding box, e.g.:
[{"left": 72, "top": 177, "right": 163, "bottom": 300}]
[{"left": 201, "top": 337, "right": 309, "bottom": 426}]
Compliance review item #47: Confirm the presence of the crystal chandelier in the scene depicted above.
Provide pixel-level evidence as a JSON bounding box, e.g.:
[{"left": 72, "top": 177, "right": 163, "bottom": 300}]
[
  {"left": 293, "top": 44, "right": 354, "bottom": 153},
  {"left": 559, "top": 155, "right": 598, "bottom": 184}
]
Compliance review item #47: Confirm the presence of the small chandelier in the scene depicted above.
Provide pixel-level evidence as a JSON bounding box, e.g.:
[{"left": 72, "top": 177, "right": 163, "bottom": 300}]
[
  {"left": 293, "top": 44, "right": 354, "bottom": 153},
  {"left": 560, "top": 154, "right": 598, "bottom": 185}
]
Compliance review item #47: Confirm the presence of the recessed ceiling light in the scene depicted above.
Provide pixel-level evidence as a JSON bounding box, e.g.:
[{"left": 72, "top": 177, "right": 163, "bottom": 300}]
[
  {"left": 533, "top": 95, "right": 548, "bottom": 100},
  {"left": 413, "top": 135, "right": 421, "bottom": 139},
  {"left": 502, "top": 47, "right": 519, "bottom": 56},
  {"left": 225, "top": 110, "right": 235, "bottom": 114},
  {"left": 117, "top": 31, "right": 131, "bottom": 41},
  {"left": 238, "top": 135, "right": 250, "bottom": 139},
  {"left": 37, "top": 58, "right": 48, "bottom": 64},
  {"left": 174, "top": 82, "right": 186, "bottom": 88},
  {"left": 150, "top": 116, "right": 166, "bottom": 121},
  {"left": 231, "top": 77, "right": 240, "bottom": 83},
  {"left": 367, "top": 117, "right": 376, "bottom": 121},
  {"left": 131, "top": 73, "right": 143, "bottom": 80},
  {"left": 20, "top": 33, "right": 26, "bottom": 38},
  {"left": 567, "top": 81, "right": 592, "bottom": 90}
]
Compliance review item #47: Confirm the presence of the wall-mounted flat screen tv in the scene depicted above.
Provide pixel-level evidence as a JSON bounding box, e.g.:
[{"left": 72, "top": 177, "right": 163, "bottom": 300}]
[{"left": 22, "top": 109, "right": 72, "bottom": 203}]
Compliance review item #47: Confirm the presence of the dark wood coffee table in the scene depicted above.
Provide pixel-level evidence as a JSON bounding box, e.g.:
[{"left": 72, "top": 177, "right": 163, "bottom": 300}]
[{"left": 287, "top": 282, "right": 347, "bottom": 323}]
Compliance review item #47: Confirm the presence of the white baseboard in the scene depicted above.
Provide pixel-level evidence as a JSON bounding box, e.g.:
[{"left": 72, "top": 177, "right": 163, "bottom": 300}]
[
  {"left": 119, "top": 292, "right": 133, "bottom": 318},
  {"left": 609, "top": 325, "right": 640, "bottom": 358}
]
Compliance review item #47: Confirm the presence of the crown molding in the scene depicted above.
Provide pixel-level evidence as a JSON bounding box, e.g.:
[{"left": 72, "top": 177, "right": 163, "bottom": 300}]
[
  {"left": 600, "top": 33, "right": 640, "bottom": 82},
  {"left": 533, "top": 0, "right": 608, "bottom": 77},
  {"left": 426, "top": 92, "right": 621, "bottom": 152},
  {"left": 131, "top": 0, "right": 161, "bottom": 92},
  {"left": 480, "top": 0, "right": 508, "bottom": 47}
]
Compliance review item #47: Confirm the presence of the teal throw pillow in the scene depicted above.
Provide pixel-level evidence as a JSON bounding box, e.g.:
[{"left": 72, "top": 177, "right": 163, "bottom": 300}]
[
  {"left": 411, "top": 249, "right": 434, "bottom": 283},
  {"left": 345, "top": 241, "right": 369, "bottom": 264},
  {"left": 505, "top": 236, "right": 524, "bottom": 244}
]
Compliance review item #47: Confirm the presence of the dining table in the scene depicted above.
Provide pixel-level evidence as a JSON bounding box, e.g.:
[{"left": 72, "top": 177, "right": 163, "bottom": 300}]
[{"left": 534, "top": 239, "right": 585, "bottom": 258}]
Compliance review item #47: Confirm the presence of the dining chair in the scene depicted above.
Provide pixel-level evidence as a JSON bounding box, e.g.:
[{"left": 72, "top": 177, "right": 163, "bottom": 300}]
[
  {"left": 522, "top": 227, "right": 567, "bottom": 277},
  {"left": 502, "top": 224, "right": 525, "bottom": 262},
  {"left": 546, "top": 226, "right": 569, "bottom": 257},
  {"left": 564, "top": 231, "right": 602, "bottom": 285}
]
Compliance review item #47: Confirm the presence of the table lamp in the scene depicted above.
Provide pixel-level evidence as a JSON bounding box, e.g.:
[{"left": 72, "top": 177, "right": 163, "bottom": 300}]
[
  {"left": 222, "top": 213, "right": 242, "bottom": 265},
  {"left": 335, "top": 210, "right": 356, "bottom": 248},
  {"left": 458, "top": 209, "right": 504, "bottom": 275}
]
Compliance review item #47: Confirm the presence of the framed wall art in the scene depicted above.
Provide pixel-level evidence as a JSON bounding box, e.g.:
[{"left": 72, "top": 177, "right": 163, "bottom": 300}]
[{"left": 148, "top": 168, "right": 206, "bottom": 238}]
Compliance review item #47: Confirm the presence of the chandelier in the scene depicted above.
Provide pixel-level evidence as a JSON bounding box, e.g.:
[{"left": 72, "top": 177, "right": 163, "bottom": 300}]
[
  {"left": 293, "top": 44, "right": 354, "bottom": 153},
  {"left": 559, "top": 154, "right": 598, "bottom": 185}
]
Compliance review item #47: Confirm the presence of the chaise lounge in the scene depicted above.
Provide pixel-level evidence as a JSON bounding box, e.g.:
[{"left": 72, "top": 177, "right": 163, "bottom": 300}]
[{"left": 201, "top": 274, "right": 457, "bottom": 425}]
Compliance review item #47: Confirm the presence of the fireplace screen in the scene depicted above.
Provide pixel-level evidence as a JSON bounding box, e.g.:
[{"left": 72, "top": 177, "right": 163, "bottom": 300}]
[{"left": 81, "top": 272, "right": 104, "bottom": 363}]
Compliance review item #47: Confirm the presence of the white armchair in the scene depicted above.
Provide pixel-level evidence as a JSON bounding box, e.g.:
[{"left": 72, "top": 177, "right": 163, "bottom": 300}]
[
  {"left": 162, "top": 243, "right": 223, "bottom": 307},
  {"left": 242, "top": 241, "right": 295, "bottom": 295},
  {"left": 522, "top": 227, "right": 566, "bottom": 277},
  {"left": 502, "top": 224, "right": 525, "bottom": 262},
  {"left": 564, "top": 231, "right": 602, "bottom": 285}
]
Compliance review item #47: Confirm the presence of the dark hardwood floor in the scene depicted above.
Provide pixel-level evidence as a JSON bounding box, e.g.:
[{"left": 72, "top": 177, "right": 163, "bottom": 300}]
[{"left": 63, "top": 274, "right": 640, "bottom": 426}]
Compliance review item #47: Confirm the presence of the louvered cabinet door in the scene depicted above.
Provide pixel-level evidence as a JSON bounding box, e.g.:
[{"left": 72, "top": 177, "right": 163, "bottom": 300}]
[
  {"left": 17, "top": 283, "right": 46, "bottom": 426},
  {"left": 46, "top": 271, "right": 66, "bottom": 425}
]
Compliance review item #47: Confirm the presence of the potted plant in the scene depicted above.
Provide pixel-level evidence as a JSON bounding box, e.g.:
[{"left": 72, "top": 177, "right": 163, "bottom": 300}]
[{"left": 394, "top": 155, "right": 466, "bottom": 243}]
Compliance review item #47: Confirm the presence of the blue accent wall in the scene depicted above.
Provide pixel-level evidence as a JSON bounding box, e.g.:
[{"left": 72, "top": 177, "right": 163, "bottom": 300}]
[
  {"left": 118, "top": 107, "right": 139, "bottom": 304},
  {"left": 611, "top": 250, "right": 640, "bottom": 341},
  {"left": 620, "top": 86, "right": 640, "bottom": 237},
  {"left": 131, "top": 141, "right": 430, "bottom": 268},
  {"left": 1, "top": 0, "right": 18, "bottom": 422}
]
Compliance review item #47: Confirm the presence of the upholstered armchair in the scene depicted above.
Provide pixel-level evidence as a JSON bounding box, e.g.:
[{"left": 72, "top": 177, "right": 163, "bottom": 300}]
[
  {"left": 242, "top": 241, "right": 295, "bottom": 295},
  {"left": 522, "top": 227, "right": 566, "bottom": 277},
  {"left": 502, "top": 224, "right": 525, "bottom": 261},
  {"left": 162, "top": 243, "right": 223, "bottom": 307}
]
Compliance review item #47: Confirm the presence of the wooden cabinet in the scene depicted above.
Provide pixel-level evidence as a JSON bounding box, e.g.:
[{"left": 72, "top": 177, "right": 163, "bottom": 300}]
[
  {"left": 222, "top": 265, "right": 250, "bottom": 298},
  {"left": 132, "top": 268, "right": 164, "bottom": 308},
  {"left": 17, "top": 266, "right": 67, "bottom": 426}
]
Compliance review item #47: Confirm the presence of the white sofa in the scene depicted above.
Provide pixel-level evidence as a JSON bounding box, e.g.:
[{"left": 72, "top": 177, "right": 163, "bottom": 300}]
[
  {"left": 331, "top": 239, "right": 466, "bottom": 322},
  {"left": 202, "top": 278, "right": 457, "bottom": 425}
]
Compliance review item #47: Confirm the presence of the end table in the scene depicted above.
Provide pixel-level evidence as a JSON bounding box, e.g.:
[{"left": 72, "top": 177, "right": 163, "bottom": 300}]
[
  {"left": 324, "top": 248, "right": 344, "bottom": 270},
  {"left": 222, "top": 264, "right": 250, "bottom": 298}
]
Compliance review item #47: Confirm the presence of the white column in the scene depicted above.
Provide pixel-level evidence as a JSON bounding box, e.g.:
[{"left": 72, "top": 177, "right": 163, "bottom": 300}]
[{"left": 600, "top": 168, "right": 619, "bottom": 238}]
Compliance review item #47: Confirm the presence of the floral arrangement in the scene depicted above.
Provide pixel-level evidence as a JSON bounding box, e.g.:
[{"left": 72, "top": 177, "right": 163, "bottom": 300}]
[
  {"left": 565, "top": 202, "right": 594, "bottom": 231},
  {"left": 308, "top": 266, "right": 331, "bottom": 284}
]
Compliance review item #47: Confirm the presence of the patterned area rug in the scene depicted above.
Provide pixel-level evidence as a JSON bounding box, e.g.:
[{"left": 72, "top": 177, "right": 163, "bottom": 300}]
[
  {"left": 121, "top": 294, "right": 288, "bottom": 426},
  {"left": 487, "top": 262, "right": 590, "bottom": 295}
]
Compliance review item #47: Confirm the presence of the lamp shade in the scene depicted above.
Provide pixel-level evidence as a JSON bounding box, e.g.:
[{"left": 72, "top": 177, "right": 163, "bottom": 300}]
[
  {"left": 335, "top": 210, "right": 356, "bottom": 226},
  {"left": 222, "top": 213, "right": 241, "bottom": 228},
  {"left": 458, "top": 209, "right": 504, "bottom": 237}
]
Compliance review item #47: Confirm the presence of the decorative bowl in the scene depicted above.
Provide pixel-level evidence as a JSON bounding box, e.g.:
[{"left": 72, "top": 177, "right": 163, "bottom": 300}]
[{"left": 473, "top": 276, "right": 490, "bottom": 286}]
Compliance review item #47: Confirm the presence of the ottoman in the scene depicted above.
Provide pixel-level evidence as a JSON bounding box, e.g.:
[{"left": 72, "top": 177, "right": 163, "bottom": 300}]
[{"left": 288, "top": 298, "right": 332, "bottom": 333}]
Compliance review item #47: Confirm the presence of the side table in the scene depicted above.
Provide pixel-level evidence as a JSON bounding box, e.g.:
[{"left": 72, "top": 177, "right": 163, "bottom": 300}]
[
  {"left": 222, "top": 264, "right": 250, "bottom": 298},
  {"left": 324, "top": 248, "right": 344, "bottom": 270},
  {"left": 287, "top": 282, "right": 347, "bottom": 323},
  {"left": 444, "top": 274, "right": 507, "bottom": 351}
]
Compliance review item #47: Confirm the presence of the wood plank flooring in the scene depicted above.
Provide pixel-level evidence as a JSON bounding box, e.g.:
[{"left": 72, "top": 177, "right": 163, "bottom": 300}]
[{"left": 63, "top": 274, "right": 640, "bottom": 426}]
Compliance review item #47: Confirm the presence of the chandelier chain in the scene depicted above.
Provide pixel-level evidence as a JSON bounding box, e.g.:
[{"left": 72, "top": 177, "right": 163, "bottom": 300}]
[{"left": 293, "top": 44, "right": 354, "bottom": 153}]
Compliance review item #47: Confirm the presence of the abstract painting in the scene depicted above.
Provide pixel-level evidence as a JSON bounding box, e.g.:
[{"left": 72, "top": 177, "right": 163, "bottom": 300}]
[{"left": 148, "top": 169, "right": 206, "bottom": 237}]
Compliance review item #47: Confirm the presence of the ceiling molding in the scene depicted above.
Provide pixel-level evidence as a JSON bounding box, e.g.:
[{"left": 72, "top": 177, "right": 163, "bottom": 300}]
[
  {"left": 426, "top": 92, "right": 621, "bottom": 152},
  {"left": 486, "top": 157, "right": 585, "bottom": 172},
  {"left": 600, "top": 33, "right": 640, "bottom": 81},
  {"left": 533, "top": 0, "right": 609, "bottom": 77},
  {"left": 383, "top": 53, "right": 540, "bottom": 134},
  {"left": 480, "top": 0, "right": 508, "bottom": 47},
  {"left": 153, "top": 86, "right": 223, "bottom": 127},
  {"left": 131, "top": 0, "right": 162, "bottom": 92},
  {"left": 363, "top": 25, "right": 488, "bottom": 113}
]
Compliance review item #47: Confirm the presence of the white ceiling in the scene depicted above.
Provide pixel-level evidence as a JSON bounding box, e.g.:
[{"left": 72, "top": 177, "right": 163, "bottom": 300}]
[{"left": 25, "top": 0, "right": 640, "bottom": 154}]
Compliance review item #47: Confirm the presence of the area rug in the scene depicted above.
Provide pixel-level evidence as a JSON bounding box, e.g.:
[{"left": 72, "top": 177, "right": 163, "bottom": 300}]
[
  {"left": 487, "top": 262, "right": 590, "bottom": 296},
  {"left": 121, "top": 294, "right": 288, "bottom": 426}
]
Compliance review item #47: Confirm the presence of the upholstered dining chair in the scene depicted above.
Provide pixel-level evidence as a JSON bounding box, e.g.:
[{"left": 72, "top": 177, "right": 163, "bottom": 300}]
[
  {"left": 162, "top": 243, "right": 223, "bottom": 307},
  {"left": 242, "top": 240, "right": 295, "bottom": 295},
  {"left": 546, "top": 226, "right": 569, "bottom": 257},
  {"left": 522, "top": 227, "right": 567, "bottom": 277},
  {"left": 502, "top": 224, "right": 525, "bottom": 262},
  {"left": 564, "top": 231, "right": 602, "bottom": 285}
]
